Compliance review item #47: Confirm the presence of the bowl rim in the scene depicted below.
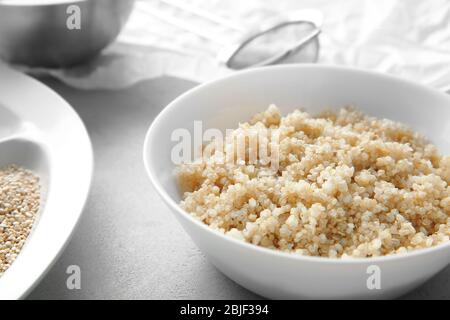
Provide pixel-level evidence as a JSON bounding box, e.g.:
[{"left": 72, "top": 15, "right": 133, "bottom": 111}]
[
  {"left": 143, "top": 63, "right": 450, "bottom": 264},
  {"left": 0, "top": 0, "right": 86, "bottom": 7}
]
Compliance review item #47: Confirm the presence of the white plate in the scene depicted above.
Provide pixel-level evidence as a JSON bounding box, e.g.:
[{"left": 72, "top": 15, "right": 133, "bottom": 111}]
[{"left": 0, "top": 65, "right": 93, "bottom": 299}]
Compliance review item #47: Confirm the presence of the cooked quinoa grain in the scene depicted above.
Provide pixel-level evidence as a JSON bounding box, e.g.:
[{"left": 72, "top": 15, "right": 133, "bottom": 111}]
[
  {"left": 0, "top": 165, "right": 40, "bottom": 275},
  {"left": 178, "top": 106, "right": 450, "bottom": 258}
]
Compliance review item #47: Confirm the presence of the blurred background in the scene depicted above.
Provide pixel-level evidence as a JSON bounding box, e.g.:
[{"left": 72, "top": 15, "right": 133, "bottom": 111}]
[{"left": 1, "top": 0, "right": 450, "bottom": 91}]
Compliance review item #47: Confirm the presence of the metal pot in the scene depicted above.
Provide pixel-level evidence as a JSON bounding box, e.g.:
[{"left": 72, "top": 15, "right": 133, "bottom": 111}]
[{"left": 0, "top": 0, "right": 135, "bottom": 67}]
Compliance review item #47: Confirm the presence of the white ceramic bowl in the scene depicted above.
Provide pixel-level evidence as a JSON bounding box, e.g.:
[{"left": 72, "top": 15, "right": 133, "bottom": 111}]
[
  {"left": 0, "top": 65, "right": 93, "bottom": 299},
  {"left": 143, "top": 65, "right": 450, "bottom": 299}
]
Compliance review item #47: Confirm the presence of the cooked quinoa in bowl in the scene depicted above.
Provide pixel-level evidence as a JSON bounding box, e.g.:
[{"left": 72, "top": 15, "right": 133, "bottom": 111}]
[{"left": 177, "top": 106, "right": 450, "bottom": 258}]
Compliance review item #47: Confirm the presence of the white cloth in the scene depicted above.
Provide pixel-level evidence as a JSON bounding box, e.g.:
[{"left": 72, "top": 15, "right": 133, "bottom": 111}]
[{"left": 18, "top": 0, "right": 450, "bottom": 91}]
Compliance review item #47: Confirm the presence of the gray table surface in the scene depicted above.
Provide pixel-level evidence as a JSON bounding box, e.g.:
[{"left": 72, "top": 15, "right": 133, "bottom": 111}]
[{"left": 26, "top": 76, "right": 449, "bottom": 300}]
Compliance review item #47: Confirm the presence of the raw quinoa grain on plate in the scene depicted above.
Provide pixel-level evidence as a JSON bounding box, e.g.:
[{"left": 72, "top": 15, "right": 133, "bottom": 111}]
[{"left": 0, "top": 165, "right": 40, "bottom": 275}]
